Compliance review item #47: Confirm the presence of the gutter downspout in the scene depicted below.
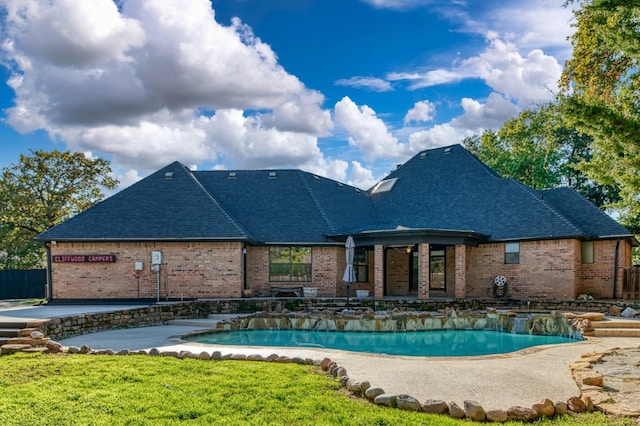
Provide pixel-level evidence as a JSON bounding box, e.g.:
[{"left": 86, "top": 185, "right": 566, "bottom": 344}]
[
  {"left": 242, "top": 245, "right": 247, "bottom": 291},
  {"left": 613, "top": 239, "right": 620, "bottom": 298},
  {"left": 45, "top": 242, "right": 53, "bottom": 302}
]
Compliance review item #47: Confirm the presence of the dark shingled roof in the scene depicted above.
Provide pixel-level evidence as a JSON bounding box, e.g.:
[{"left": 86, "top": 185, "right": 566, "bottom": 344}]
[
  {"left": 36, "top": 162, "right": 251, "bottom": 242},
  {"left": 36, "top": 145, "right": 634, "bottom": 244}
]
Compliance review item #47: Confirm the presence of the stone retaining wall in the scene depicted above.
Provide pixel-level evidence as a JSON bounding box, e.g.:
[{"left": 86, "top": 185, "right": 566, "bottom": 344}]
[
  {"left": 38, "top": 297, "right": 637, "bottom": 340},
  {"left": 212, "top": 309, "right": 581, "bottom": 338}
]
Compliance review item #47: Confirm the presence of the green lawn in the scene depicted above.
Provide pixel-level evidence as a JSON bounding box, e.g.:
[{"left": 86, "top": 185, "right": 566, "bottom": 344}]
[{"left": 0, "top": 353, "right": 632, "bottom": 425}]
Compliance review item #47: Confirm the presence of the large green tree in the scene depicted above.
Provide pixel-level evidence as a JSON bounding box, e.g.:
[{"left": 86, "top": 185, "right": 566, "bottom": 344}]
[
  {"left": 463, "top": 103, "right": 619, "bottom": 208},
  {"left": 0, "top": 150, "right": 118, "bottom": 269},
  {"left": 560, "top": 0, "right": 640, "bottom": 231}
]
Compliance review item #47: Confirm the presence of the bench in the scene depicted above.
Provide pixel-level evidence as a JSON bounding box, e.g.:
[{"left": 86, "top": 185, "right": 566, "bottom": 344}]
[{"left": 270, "top": 286, "right": 303, "bottom": 297}]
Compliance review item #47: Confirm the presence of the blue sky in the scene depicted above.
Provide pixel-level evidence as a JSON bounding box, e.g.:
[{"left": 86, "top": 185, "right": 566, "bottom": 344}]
[{"left": 0, "top": 0, "right": 576, "bottom": 190}]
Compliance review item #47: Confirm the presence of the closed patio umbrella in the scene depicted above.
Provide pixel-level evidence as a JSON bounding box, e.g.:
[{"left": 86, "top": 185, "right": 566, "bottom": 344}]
[{"left": 343, "top": 235, "right": 357, "bottom": 307}]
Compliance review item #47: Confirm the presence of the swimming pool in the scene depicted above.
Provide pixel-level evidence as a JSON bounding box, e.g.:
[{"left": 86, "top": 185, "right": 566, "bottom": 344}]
[{"left": 185, "top": 329, "right": 577, "bottom": 357}]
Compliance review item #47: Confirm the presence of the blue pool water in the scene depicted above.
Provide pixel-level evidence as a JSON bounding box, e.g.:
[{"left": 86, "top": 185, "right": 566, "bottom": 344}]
[{"left": 185, "top": 329, "right": 577, "bottom": 357}]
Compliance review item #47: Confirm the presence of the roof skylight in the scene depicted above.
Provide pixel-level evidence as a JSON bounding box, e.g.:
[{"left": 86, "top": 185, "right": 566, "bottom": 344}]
[{"left": 371, "top": 178, "right": 398, "bottom": 194}]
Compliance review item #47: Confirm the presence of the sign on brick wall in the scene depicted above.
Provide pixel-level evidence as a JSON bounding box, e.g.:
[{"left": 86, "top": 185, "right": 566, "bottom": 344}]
[{"left": 52, "top": 255, "right": 117, "bottom": 263}]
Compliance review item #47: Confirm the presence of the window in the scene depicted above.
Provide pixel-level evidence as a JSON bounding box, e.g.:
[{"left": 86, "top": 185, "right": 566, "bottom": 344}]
[
  {"left": 371, "top": 178, "right": 398, "bottom": 194},
  {"left": 354, "top": 248, "right": 369, "bottom": 282},
  {"left": 581, "top": 241, "right": 594, "bottom": 264},
  {"left": 505, "top": 242, "right": 520, "bottom": 264},
  {"left": 269, "top": 247, "right": 312, "bottom": 282}
]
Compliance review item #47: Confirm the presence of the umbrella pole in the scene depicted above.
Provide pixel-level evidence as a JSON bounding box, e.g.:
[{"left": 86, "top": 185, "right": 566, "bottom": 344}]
[{"left": 346, "top": 283, "right": 350, "bottom": 308}]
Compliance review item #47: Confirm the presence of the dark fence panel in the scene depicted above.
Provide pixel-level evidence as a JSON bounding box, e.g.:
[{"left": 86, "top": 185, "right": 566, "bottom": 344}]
[
  {"left": 0, "top": 269, "right": 46, "bottom": 299},
  {"left": 623, "top": 267, "right": 640, "bottom": 300}
]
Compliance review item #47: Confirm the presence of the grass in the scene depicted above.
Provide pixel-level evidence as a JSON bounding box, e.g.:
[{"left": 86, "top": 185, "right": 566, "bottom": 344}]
[{"left": 0, "top": 353, "right": 634, "bottom": 425}]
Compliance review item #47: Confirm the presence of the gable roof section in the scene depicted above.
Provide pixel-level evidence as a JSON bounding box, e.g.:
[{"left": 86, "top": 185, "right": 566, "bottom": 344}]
[
  {"left": 368, "top": 145, "right": 607, "bottom": 241},
  {"left": 36, "top": 162, "right": 251, "bottom": 242},
  {"left": 540, "top": 187, "right": 633, "bottom": 240},
  {"left": 193, "top": 170, "right": 377, "bottom": 243}
]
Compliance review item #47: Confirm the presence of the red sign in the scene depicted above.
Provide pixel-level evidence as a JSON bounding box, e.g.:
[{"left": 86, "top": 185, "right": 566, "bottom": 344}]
[{"left": 52, "top": 255, "right": 116, "bottom": 263}]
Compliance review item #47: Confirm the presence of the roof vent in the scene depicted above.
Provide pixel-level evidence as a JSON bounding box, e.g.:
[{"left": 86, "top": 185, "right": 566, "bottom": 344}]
[
  {"left": 268, "top": 171, "right": 277, "bottom": 179},
  {"left": 313, "top": 175, "right": 320, "bottom": 182},
  {"left": 420, "top": 152, "right": 427, "bottom": 159},
  {"left": 164, "top": 172, "right": 174, "bottom": 179},
  {"left": 228, "top": 172, "right": 237, "bottom": 179},
  {"left": 444, "top": 147, "right": 452, "bottom": 154},
  {"left": 338, "top": 183, "right": 344, "bottom": 189},
  {"left": 354, "top": 188, "right": 360, "bottom": 194},
  {"left": 371, "top": 177, "right": 398, "bottom": 194}
]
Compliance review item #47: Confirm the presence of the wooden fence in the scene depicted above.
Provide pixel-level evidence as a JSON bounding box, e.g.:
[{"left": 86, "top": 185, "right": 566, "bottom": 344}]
[
  {"left": 0, "top": 269, "right": 46, "bottom": 300},
  {"left": 623, "top": 266, "right": 640, "bottom": 300}
]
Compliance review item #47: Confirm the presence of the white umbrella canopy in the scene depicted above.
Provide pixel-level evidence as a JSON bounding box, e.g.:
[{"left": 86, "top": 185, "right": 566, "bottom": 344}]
[{"left": 343, "top": 235, "right": 357, "bottom": 284}]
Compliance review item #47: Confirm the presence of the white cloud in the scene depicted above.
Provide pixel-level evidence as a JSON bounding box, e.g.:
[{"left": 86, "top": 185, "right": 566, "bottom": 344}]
[
  {"left": 0, "top": 0, "right": 333, "bottom": 178},
  {"left": 349, "top": 160, "right": 377, "bottom": 190},
  {"left": 407, "top": 123, "right": 467, "bottom": 153},
  {"left": 404, "top": 100, "right": 436, "bottom": 124},
  {"left": 333, "top": 96, "right": 402, "bottom": 161},
  {"left": 461, "top": 34, "right": 562, "bottom": 107},
  {"left": 452, "top": 92, "right": 519, "bottom": 131},
  {"left": 334, "top": 76, "right": 394, "bottom": 92},
  {"left": 388, "top": 33, "right": 562, "bottom": 107},
  {"left": 361, "top": 0, "right": 439, "bottom": 10}
]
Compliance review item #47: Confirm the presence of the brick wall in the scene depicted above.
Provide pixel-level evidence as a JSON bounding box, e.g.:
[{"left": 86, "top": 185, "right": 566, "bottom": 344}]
[
  {"left": 577, "top": 239, "right": 633, "bottom": 299},
  {"left": 49, "top": 241, "right": 243, "bottom": 300},
  {"left": 466, "top": 239, "right": 579, "bottom": 299}
]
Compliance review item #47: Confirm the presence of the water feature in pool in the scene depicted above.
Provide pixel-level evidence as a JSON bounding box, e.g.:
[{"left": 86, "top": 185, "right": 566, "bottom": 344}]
[{"left": 185, "top": 329, "right": 577, "bottom": 357}]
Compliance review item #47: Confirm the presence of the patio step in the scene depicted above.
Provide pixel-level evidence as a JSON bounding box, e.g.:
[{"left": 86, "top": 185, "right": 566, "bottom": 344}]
[{"left": 584, "top": 318, "right": 640, "bottom": 338}]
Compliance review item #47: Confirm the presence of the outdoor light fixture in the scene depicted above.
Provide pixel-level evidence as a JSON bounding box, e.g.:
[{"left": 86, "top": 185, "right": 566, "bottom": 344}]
[{"left": 406, "top": 246, "right": 412, "bottom": 254}]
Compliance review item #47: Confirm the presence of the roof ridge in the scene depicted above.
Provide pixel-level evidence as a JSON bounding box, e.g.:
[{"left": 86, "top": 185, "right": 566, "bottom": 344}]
[
  {"left": 183, "top": 165, "right": 254, "bottom": 241},
  {"left": 297, "top": 171, "right": 337, "bottom": 235}
]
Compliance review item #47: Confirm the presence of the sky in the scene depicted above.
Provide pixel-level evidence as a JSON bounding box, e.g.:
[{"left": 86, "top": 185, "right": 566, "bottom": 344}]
[{"left": 0, "top": 0, "right": 577, "bottom": 191}]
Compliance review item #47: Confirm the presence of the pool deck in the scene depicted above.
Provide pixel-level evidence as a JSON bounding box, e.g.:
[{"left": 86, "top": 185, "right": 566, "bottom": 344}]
[{"left": 2, "top": 303, "right": 639, "bottom": 412}]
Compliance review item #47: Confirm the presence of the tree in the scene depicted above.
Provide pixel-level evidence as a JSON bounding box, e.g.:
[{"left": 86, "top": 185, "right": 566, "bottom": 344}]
[
  {"left": 0, "top": 150, "right": 119, "bottom": 269},
  {"left": 560, "top": 0, "right": 640, "bottom": 230},
  {"left": 463, "top": 103, "right": 619, "bottom": 208}
]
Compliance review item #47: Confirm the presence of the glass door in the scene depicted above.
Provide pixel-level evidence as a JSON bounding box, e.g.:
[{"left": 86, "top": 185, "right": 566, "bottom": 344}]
[{"left": 429, "top": 248, "right": 446, "bottom": 291}]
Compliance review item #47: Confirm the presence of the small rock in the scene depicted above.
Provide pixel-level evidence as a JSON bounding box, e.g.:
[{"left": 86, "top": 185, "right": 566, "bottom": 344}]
[
  {"left": 198, "top": 351, "right": 211, "bottom": 360},
  {"left": 339, "top": 376, "right": 350, "bottom": 387},
  {"left": 448, "top": 401, "right": 465, "bottom": 419},
  {"left": 211, "top": 351, "right": 222, "bottom": 360},
  {"left": 554, "top": 402, "right": 568, "bottom": 416},
  {"left": 486, "top": 409, "right": 508, "bottom": 423},
  {"left": 609, "top": 305, "right": 622, "bottom": 316},
  {"left": 230, "top": 353, "right": 247, "bottom": 361},
  {"left": 67, "top": 346, "right": 81, "bottom": 354},
  {"left": 246, "top": 354, "right": 264, "bottom": 362},
  {"left": 360, "top": 381, "right": 371, "bottom": 393},
  {"left": 148, "top": 348, "right": 160, "bottom": 356},
  {"left": 567, "top": 396, "right": 586, "bottom": 412},
  {"left": 581, "top": 395, "right": 594, "bottom": 412},
  {"left": 507, "top": 406, "right": 539, "bottom": 422},
  {"left": 422, "top": 399, "right": 449, "bottom": 415},
  {"left": 365, "top": 387, "right": 385, "bottom": 401},
  {"left": 116, "top": 349, "right": 130, "bottom": 356},
  {"left": 621, "top": 307, "right": 638, "bottom": 318},
  {"left": 291, "top": 357, "right": 306, "bottom": 365},
  {"left": 373, "top": 394, "right": 397, "bottom": 408},
  {"left": 396, "top": 394, "right": 422, "bottom": 412},
  {"left": 265, "top": 353, "right": 279, "bottom": 362},
  {"left": 464, "top": 400, "right": 486, "bottom": 422},
  {"left": 531, "top": 398, "right": 555, "bottom": 417},
  {"left": 320, "top": 358, "right": 331, "bottom": 371},
  {"left": 45, "top": 340, "right": 63, "bottom": 353},
  {"left": 30, "top": 331, "right": 45, "bottom": 339}
]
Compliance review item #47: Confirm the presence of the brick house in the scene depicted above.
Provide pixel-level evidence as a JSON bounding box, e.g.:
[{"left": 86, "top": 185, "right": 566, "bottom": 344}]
[{"left": 36, "top": 144, "right": 636, "bottom": 302}]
